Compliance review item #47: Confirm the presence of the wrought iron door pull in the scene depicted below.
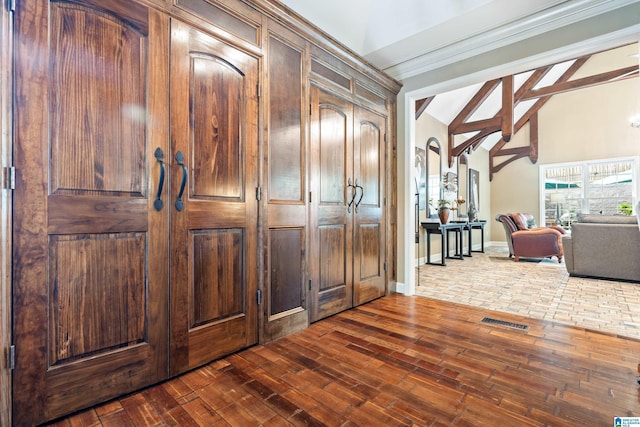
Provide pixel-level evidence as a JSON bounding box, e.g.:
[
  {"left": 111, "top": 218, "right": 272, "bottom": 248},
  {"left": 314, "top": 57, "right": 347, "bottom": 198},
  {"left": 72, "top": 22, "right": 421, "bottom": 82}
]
[
  {"left": 347, "top": 177, "right": 357, "bottom": 213},
  {"left": 354, "top": 179, "right": 364, "bottom": 213},
  {"left": 154, "top": 147, "right": 165, "bottom": 211},
  {"left": 175, "top": 151, "right": 187, "bottom": 211}
]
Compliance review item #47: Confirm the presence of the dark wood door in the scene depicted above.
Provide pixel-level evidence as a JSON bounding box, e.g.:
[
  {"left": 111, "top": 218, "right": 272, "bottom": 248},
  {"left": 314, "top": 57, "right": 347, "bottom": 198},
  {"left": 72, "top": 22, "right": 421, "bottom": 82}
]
[
  {"left": 262, "top": 24, "right": 309, "bottom": 342},
  {"left": 12, "top": 1, "right": 169, "bottom": 424},
  {"left": 169, "top": 19, "right": 259, "bottom": 375},
  {"left": 353, "top": 107, "right": 386, "bottom": 305},
  {"left": 309, "top": 87, "right": 354, "bottom": 322}
]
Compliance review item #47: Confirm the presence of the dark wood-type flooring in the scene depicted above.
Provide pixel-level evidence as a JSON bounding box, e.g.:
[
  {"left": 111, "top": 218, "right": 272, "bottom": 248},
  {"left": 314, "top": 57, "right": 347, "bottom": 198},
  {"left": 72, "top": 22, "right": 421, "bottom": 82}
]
[{"left": 45, "top": 295, "right": 640, "bottom": 426}]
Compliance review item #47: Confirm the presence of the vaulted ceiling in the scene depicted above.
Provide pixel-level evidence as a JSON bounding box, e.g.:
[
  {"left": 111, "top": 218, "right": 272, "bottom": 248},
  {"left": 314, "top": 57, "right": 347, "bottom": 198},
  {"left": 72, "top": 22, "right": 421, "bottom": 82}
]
[
  {"left": 277, "top": 0, "right": 640, "bottom": 179},
  {"left": 418, "top": 43, "right": 639, "bottom": 179}
]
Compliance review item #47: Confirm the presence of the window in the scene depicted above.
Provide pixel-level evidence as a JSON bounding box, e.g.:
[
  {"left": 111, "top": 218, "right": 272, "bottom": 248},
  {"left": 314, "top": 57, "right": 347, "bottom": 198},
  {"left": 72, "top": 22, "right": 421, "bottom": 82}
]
[{"left": 540, "top": 157, "right": 638, "bottom": 228}]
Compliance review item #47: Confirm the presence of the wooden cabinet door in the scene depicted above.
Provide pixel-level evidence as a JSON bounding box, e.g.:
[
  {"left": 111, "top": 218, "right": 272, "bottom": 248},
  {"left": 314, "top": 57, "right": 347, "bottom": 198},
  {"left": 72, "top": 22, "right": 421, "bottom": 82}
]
[
  {"left": 262, "top": 25, "right": 309, "bottom": 342},
  {"left": 169, "top": 19, "right": 259, "bottom": 375},
  {"left": 353, "top": 107, "right": 387, "bottom": 305},
  {"left": 12, "top": 1, "right": 169, "bottom": 424},
  {"left": 309, "top": 87, "right": 354, "bottom": 322}
]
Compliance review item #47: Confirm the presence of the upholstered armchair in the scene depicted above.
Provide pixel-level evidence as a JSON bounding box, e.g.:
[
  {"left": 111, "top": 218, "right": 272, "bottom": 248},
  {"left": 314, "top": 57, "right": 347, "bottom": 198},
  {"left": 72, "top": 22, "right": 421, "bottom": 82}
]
[{"left": 495, "top": 213, "right": 565, "bottom": 262}]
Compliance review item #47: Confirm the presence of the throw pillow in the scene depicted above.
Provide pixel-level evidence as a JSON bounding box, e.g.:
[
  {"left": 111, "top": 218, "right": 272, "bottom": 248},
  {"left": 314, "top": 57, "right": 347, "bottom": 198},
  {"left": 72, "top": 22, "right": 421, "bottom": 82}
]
[{"left": 509, "top": 213, "right": 529, "bottom": 230}]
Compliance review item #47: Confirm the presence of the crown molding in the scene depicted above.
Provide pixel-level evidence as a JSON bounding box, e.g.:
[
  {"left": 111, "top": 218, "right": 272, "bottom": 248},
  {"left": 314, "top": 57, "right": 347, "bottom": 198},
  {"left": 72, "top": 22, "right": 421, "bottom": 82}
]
[{"left": 382, "top": 0, "right": 640, "bottom": 81}]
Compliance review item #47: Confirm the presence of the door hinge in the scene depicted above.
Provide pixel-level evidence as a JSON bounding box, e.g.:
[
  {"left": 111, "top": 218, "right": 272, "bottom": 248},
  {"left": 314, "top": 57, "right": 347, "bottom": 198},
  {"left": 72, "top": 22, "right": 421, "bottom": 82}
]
[
  {"left": 309, "top": 279, "right": 312, "bottom": 290},
  {"left": 384, "top": 133, "right": 387, "bottom": 143},
  {"left": 309, "top": 104, "right": 312, "bottom": 116},
  {"left": 256, "top": 186, "right": 262, "bottom": 201},
  {"left": 7, "top": 0, "right": 15, "bottom": 13},
  {"left": 309, "top": 191, "right": 312, "bottom": 203},
  {"left": 257, "top": 83, "right": 261, "bottom": 98},
  {"left": 3, "top": 166, "right": 15, "bottom": 190},
  {"left": 257, "top": 289, "right": 262, "bottom": 305},
  {"left": 9, "top": 345, "right": 15, "bottom": 370},
  {"left": 384, "top": 262, "right": 388, "bottom": 272}
]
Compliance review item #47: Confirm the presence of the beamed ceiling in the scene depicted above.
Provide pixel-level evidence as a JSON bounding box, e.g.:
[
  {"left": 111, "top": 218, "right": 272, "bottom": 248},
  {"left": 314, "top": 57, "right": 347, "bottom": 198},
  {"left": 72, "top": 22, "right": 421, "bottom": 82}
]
[
  {"left": 277, "top": 0, "right": 640, "bottom": 180},
  {"left": 415, "top": 43, "right": 639, "bottom": 180}
]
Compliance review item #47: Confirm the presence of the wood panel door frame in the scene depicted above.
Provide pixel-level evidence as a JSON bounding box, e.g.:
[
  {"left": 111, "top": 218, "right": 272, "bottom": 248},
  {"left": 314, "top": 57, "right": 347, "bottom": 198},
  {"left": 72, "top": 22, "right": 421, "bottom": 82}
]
[
  {"left": 168, "top": 18, "right": 260, "bottom": 375},
  {"left": 11, "top": 2, "right": 170, "bottom": 424},
  {"left": 308, "top": 86, "right": 355, "bottom": 322},
  {"left": 352, "top": 106, "right": 387, "bottom": 306},
  {"left": 0, "top": 1, "right": 12, "bottom": 425},
  {"left": 260, "top": 20, "right": 310, "bottom": 343},
  {"left": 308, "top": 86, "right": 389, "bottom": 322}
]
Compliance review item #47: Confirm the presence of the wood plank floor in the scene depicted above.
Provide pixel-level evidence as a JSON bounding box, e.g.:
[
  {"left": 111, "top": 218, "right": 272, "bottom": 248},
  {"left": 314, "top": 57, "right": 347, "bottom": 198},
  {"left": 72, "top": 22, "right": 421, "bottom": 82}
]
[{"left": 45, "top": 295, "right": 640, "bottom": 426}]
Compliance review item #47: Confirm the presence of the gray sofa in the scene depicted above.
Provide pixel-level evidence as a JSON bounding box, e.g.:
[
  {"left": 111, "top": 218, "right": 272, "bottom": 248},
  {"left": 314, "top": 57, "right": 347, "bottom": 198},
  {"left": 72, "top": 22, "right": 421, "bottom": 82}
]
[{"left": 563, "top": 213, "right": 640, "bottom": 282}]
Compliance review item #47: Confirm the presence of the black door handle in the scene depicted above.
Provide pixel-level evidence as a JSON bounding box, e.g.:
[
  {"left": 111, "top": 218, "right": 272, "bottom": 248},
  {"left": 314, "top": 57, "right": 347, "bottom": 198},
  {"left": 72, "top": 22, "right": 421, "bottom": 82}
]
[
  {"left": 175, "top": 151, "right": 188, "bottom": 212},
  {"left": 153, "top": 147, "right": 165, "bottom": 211},
  {"left": 347, "top": 177, "right": 357, "bottom": 213},
  {"left": 354, "top": 179, "right": 364, "bottom": 213}
]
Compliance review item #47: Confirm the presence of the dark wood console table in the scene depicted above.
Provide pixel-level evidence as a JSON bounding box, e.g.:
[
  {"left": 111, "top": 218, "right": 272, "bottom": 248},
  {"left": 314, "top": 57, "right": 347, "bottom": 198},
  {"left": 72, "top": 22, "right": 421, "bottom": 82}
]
[
  {"left": 421, "top": 222, "right": 465, "bottom": 266},
  {"left": 451, "top": 220, "right": 487, "bottom": 256}
]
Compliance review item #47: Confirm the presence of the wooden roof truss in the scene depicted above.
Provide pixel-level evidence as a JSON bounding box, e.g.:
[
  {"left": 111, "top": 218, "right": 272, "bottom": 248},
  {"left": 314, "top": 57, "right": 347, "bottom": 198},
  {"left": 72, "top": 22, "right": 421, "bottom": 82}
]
[{"left": 415, "top": 54, "right": 639, "bottom": 180}]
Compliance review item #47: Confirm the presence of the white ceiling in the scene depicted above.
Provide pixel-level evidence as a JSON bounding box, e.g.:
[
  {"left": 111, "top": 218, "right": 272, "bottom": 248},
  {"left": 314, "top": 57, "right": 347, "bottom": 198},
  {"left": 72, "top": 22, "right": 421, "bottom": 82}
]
[
  {"left": 278, "top": 0, "right": 639, "bottom": 80},
  {"left": 278, "top": 0, "right": 640, "bottom": 150}
]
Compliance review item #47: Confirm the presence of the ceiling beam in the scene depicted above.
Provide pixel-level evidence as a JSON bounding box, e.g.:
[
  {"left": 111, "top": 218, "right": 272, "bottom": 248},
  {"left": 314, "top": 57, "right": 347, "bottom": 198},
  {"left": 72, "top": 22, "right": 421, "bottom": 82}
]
[
  {"left": 490, "top": 57, "right": 589, "bottom": 161},
  {"left": 449, "top": 79, "right": 500, "bottom": 132},
  {"left": 501, "top": 75, "right": 514, "bottom": 142},
  {"left": 436, "top": 50, "right": 636, "bottom": 179},
  {"left": 521, "top": 65, "right": 638, "bottom": 100},
  {"left": 415, "top": 97, "right": 433, "bottom": 120}
]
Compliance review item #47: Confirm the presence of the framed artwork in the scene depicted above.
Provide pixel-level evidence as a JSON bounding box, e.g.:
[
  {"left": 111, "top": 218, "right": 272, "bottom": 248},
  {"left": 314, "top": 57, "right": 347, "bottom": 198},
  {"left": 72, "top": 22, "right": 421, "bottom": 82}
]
[{"left": 469, "top": 169, "right": 480, "bottom": 213}]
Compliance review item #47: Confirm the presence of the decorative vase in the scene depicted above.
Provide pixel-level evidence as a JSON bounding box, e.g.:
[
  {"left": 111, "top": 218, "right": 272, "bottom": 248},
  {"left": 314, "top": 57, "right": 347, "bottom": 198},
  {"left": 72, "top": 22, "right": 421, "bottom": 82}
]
[{"left": 438, "top": 207, "right": 450, "bottom": 224}]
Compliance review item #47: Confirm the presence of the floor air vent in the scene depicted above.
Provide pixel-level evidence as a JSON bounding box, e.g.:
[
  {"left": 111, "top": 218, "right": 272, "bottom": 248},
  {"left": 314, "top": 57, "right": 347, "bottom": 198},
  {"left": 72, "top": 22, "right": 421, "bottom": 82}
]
[{"left": 481, "top": 317, "right": 529, "bottom": 330}]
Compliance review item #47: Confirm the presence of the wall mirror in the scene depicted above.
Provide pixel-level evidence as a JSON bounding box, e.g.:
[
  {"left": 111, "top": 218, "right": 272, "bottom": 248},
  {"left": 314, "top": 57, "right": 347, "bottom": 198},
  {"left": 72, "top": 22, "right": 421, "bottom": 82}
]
[
  {"left": 426, "top": 137, "right": 442, "bottom": 218},
  {"left": 457, "top": 153, "right": 469, "bottom": 218}
]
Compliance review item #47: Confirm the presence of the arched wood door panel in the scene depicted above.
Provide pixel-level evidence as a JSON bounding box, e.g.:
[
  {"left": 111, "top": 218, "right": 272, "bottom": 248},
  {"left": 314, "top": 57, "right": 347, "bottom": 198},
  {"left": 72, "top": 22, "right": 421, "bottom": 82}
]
[
  {"left": 353, "top": 107, "right": 386, "bottom": 306},
  {"left": 12, "top": 1, "right": 169, "bottom": 424},
  {"left": 168, "top": 19, "right": 259, "bottom": 375},
  {"left": 309, "top": 87, "right": 353, "bottom": 321},
  {"left": 309, "top": 87, "right": 387, "bottom": 322}
]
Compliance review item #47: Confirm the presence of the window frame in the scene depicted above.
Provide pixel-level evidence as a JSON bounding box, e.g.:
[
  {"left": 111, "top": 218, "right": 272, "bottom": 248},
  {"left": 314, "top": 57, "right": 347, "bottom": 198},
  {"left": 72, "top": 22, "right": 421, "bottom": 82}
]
[{"left": 539, "top": 156, "right": 639, "bottom": 228}]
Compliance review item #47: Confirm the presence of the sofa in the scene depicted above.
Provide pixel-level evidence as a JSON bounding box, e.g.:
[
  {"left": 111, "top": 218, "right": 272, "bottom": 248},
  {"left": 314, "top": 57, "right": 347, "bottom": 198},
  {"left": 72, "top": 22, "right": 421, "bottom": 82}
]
[
  {"left": 495, "top": 213, "right": 566, "bottom": 262},
  {"left": 563, "top": 213, "right": 640, "bottom": 282}
]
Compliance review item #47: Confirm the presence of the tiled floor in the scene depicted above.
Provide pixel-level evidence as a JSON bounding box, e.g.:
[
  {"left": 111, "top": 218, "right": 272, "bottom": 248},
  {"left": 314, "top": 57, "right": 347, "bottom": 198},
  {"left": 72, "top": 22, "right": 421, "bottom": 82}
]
[{"left": 415, "top": 245, "right": 640, "bottom": 339}]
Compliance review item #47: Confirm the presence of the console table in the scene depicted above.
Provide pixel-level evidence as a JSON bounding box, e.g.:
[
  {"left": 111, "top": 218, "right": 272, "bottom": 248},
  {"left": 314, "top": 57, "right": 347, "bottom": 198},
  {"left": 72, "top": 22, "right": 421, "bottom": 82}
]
[
  {"left": 421, "top": 222, "right": 465, "bottom": 266},
  {"left": 452, "top": 220, "right": 487, "bottom": 256}
]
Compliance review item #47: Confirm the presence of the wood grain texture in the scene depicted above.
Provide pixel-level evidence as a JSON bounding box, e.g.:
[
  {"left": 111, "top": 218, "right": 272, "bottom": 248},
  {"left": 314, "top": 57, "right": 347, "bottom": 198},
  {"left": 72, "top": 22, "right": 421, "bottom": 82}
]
[
  {"left": 262, "top": 26, "right": 309, "bottom": 339},
  {"left": 191, "top": 54, "right": 242, "bottom": 200},
  {"left": 309, "top": 87, "right": 353, "bottom": 322},
  {"left": 267, "top": 34, "right": 304, "bottom": 203},
  {"left": 175, "top": 0, "right": 259, "bottom": 44},
  {"left": 49, "top": 3, "right": 146, "bottom": 196},
  {"left": 47, "top": 294, "right": 640, "bottom": 426},
  {"left": 48, "top": 233, "right": 146, "bottom": 364},
  {"left": 169, "top": 19, "right": 259, "bottom": 376},
  {"left": 269, "top": 228, "right": 304, "bottom": 316},
  {"left": 0, "top": 1, "right": 11, "bottom": 425},
  {"left": 12, "top": 3, "right": 170, "bottom": 424},
  {"left": 352, "top": 106, "right": 386, "bottom": 306}
]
